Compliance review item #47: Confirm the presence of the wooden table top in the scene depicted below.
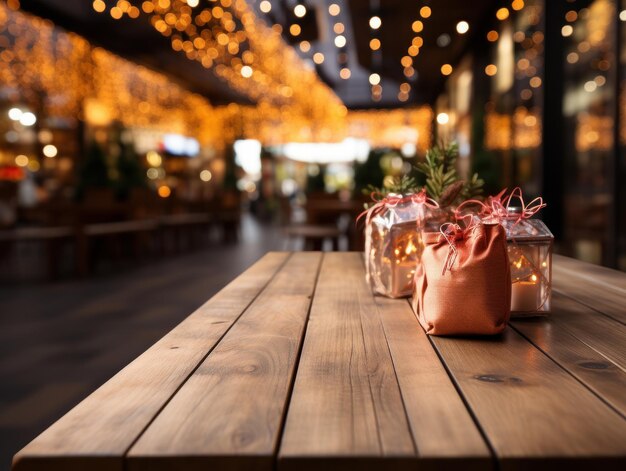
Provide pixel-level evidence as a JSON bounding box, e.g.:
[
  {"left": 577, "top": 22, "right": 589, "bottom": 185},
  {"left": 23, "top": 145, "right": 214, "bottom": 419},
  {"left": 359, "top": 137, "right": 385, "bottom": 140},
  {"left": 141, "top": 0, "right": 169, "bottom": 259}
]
[{"left": 13, "top": 252, "right": 626, "bottom": 471}]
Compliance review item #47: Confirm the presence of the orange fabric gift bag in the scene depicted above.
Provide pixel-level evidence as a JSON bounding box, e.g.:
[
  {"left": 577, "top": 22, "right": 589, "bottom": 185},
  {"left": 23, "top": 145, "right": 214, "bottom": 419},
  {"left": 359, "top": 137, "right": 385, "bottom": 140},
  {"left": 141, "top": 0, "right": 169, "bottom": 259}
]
[{"left": 412, "top": 222, "right": 511, "bottom": 336}]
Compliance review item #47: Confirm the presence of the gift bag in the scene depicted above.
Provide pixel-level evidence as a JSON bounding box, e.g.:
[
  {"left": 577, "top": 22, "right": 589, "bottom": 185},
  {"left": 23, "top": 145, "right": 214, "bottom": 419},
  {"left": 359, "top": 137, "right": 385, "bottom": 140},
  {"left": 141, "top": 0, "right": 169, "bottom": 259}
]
[{"left": 412, "top": 222, "right": 511, "bottom": 336}]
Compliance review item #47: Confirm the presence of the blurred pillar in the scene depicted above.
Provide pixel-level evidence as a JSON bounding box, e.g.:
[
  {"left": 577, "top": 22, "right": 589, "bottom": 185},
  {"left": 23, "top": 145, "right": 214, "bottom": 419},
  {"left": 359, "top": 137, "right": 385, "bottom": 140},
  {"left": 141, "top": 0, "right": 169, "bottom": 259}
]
[{"left": 541, "top": 0, "right": 566, "bottom": 241}]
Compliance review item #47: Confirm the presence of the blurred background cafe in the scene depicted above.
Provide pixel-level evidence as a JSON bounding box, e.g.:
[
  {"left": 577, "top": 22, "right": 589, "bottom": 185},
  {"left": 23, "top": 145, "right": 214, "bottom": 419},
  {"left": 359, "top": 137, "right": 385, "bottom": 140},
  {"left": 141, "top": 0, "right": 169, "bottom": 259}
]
[{"left": 0, "top": 0, "right": 625, "bottom": 283}]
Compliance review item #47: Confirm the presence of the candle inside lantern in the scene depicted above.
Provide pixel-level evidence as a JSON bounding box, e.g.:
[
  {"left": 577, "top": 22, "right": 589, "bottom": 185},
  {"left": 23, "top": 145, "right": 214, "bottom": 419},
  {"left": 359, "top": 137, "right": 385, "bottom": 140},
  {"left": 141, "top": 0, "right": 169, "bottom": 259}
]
[
  {"left": 390, "top": 236, "right": 421, "bottom": 297},
  {"left": 511, "top": 274, "right": 540, "bottom": 312}
]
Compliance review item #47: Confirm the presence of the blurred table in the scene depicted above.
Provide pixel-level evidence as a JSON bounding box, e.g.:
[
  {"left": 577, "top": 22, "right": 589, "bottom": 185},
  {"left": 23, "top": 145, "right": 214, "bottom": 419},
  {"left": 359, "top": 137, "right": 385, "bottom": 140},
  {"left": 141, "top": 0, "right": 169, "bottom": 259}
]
[{"left": 13, "top": 253, "right": 626, "bottom": 471}]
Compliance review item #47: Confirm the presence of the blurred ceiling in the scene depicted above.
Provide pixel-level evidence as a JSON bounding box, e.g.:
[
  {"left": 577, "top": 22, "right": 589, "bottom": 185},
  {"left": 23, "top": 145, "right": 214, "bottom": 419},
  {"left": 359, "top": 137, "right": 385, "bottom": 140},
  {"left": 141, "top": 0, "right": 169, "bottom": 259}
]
[{"left": 19, "top": 0, "right": 498, "bottom": 109}]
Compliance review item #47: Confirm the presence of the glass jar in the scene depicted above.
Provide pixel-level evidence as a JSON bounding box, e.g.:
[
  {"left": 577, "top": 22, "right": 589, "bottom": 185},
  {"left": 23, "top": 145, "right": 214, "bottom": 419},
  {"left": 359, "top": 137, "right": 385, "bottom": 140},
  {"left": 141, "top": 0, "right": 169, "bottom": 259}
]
[{"left": 365, "top": 195, "right": 446, "bottom": 298}]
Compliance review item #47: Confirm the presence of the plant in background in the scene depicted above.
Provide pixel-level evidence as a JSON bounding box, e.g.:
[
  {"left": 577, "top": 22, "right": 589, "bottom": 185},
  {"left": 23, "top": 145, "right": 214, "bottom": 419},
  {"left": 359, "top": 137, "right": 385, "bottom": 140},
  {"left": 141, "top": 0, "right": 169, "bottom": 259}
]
[
  {"left": 415, "top": 141, "right": 484, "bottom": 207},
  {"left": 75, "top": 140, "right": 110, "bottom": 200}
]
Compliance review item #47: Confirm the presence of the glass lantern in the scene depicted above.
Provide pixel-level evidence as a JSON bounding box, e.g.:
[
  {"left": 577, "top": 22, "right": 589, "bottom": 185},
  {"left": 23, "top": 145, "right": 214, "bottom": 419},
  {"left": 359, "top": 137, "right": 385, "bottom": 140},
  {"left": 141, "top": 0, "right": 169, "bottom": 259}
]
[
  {"left": 502, "top": 213, "right": 553, "bottom": 317},
  {"left": 365, "top": 196, "right": 447, "bottom": 298}
]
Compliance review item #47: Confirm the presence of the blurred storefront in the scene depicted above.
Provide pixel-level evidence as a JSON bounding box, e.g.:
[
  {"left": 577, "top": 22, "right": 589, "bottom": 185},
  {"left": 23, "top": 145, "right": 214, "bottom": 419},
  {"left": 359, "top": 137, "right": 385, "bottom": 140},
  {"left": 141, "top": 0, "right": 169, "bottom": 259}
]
[{"left": 435, "top": 0, "right": 626, "bottom": 270}]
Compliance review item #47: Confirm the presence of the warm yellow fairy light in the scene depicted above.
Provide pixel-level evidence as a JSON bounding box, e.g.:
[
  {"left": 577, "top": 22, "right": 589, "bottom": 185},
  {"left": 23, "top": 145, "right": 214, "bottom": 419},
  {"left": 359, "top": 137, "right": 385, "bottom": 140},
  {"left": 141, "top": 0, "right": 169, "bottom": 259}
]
[
  {"left": 313, "top": 52, "right": 325, "bottom": 64},
  {"left": 369, "top": 73, "right": 381, "bottom": 85},
  {"left": 15, "top": 155, "right": 29, "bottom": 167},
  {"left": 412, "top": 20, "right": 423, "bottom": 33},
  {"left": 299, "top": 41, "right": 311, "bottom": 52},
  {"left": 333, "top": 22, "right": 344, "bottom": 34},
  {"left": 369, "top": 38, "right": 381, "bottom": 50},
  {"left": 340, "top": 67, "right": 351, "bottom": 79},
  {"left": 200, "top": 169, "right": 212, "bottom": 182},
  {"left": 530, "top": 76, "right": 542, "bottom": 88},
  {"left": 487, "top": 30, "right": 499, "bottom": 41},
  {"left": 456, "top": 21, "right": 469, "bottom": 34},
  {"left": 240, "top": 65, "right": 253, "bottom": 77},
  {"left": 496, "top": 8, "right": 509, "bottom": 20},
  {"left": 561, "top": 25, "right": 573, "bottom": 37},
  {"left": 92, "top": 0, "right": 105, "bottom": 13},
  {"left": 420, "top": 6, "right": 431, "bottom": 18},
  {"left": 441, "top": 64, "right": 453, "bottom": 75},
  {"left": 158, "top": 185, "right": 171, "bottom": 198},
  {"left": 512, "top": 0, "right": 525, "bottom": 11},
  {"left": 485, "top": 64, "right": 497, "bottom": 76},
  {"left": 328, "top": 3, "right": 340, "bottom": 16},
  {"left": 289, "top": 24, "right": 301, "bottom": 36},
  {"left": 400, "top": 83, "right": 410, "bottom": 93}
]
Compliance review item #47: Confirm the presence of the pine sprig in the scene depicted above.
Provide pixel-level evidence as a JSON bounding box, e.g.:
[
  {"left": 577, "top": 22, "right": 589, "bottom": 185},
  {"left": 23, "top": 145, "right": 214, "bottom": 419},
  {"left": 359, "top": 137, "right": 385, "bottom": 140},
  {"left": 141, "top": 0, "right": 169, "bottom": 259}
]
[{"left": 415, "top": 141, "right": 484, "bottom": 206}]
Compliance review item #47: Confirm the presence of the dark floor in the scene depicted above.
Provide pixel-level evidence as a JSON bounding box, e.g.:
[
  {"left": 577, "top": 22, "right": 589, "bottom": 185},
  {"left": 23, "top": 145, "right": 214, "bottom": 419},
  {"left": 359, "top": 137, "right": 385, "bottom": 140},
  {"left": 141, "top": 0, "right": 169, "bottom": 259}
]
[{"left": 0, "top": 215, "right": 285, "bottom": 471}]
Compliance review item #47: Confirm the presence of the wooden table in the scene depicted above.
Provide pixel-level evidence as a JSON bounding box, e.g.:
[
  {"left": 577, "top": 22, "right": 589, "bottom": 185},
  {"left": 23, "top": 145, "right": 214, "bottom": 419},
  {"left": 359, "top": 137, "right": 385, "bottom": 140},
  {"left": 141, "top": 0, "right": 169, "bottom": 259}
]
[{"left": 12, "top": 253, "right": 626, "bottom": 471}]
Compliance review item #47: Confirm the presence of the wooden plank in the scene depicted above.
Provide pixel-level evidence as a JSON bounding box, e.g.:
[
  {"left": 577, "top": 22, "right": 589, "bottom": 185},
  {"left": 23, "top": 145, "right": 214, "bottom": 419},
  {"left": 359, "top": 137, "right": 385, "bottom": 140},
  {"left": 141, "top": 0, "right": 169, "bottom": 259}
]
[
  {"left": 279, "top": 253, "right": 415, "bottom": 471},
  {"left": 127, "top": 252, "right": 322, "bottom": 471},
  {"left": 375, "top": 296, "right": 492, "bottom": 469},
  {"left": 512, "top": 292, "right": 626, "bottom": 416},
  {"left": 553, "top": 255, "right": 626, "bottom": 324},
  {"left": 430, "top": 328, "right": 626, "bottom": 470},
  {"left": 12, "top": 252, "right": 290, "bottom": 471}
]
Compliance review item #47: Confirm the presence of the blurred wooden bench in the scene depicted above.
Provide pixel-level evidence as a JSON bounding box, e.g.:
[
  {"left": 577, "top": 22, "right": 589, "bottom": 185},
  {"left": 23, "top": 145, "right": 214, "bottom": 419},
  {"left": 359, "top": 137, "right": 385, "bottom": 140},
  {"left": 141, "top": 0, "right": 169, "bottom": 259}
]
[
  {"left": 0, "top": 227, "right": 74, "bottom": 280},
  {"left": 12, "top": 253, "right": 626, "bottom": 470}
]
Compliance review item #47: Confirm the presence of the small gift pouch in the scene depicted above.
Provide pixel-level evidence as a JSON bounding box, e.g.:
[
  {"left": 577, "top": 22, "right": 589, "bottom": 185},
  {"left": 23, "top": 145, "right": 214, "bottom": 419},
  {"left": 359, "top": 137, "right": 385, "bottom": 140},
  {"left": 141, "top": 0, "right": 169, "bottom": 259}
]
[{"left": 412, "top": 222, "right": 512, "bottom": 336}]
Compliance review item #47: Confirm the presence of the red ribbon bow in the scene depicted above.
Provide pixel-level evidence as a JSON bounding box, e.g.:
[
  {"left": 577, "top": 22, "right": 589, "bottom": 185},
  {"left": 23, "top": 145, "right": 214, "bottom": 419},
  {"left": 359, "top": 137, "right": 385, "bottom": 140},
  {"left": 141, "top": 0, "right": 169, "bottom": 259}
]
[
  {"left": 356, "top": 188, "right": 439, "bottom": 227},
  {"left": 454, "top": 187, "right": 546, "bottom": 227}
]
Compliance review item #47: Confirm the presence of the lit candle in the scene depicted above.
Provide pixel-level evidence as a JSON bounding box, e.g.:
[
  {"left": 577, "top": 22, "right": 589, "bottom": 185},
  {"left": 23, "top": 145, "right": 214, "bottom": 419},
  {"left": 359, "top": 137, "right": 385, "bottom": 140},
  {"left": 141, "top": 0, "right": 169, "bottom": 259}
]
[
  {"left": 511, "top": 275, "right": 540, "bottom": 312},
  {"left": 389, "top": 236, "right": 421, "bottom": 297},
  {"left": 392, "top": 260, "right": 417, "bottom": 297}
]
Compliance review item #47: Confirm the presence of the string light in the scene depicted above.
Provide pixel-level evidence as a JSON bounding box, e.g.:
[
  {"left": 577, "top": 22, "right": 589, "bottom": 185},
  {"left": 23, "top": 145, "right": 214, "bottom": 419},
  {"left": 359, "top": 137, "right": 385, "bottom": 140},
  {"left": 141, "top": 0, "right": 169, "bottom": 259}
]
[
  {"left": 456, "top": 21, "right": 469, "bottom": 34},
  {"left": 420, "top": 6, "right": 431, "bottom": 18},
  {"left": 259, "top": 1, "right": 271, "bottom": 14},
  {"left": 369, "top": 16, "right": 381, "bottom": 29},
  {"left": 369, "top": 73, "right": 381, "bottom": 85},
  {"left": 485, "top": 64, "right": 498, "bottom": 76},
  {"left": 294, "top": 4, "right": 306, "bottom": 18},
  {"left": 328, "top": 4, "right": 340, "bottom": 16},
  {"left": 334, "top": 35, "right": 346, "bottom": 47},
  {"left": 333, "top": 22, "right": 344, "bottom": 34},
  {"left": 511, "top": 0, "right": 525, "bottom": 11},
  {"left": 339, "top": 67, "right": 351, "bottom": 79},
  {"left": 369, "top": 38, "right": 381, "bottom": 50},
  {"left": 487, "top": 30, "right": 499, "bottom": 41},
  {"left": 313, "top": 52, "right": 324, "bottom": 64},
  {"left": 441, "top": 64, "right": 453, "bottom": 75},
  {"left": 496, "top": 8, "right": 510, "bottom": 20}
]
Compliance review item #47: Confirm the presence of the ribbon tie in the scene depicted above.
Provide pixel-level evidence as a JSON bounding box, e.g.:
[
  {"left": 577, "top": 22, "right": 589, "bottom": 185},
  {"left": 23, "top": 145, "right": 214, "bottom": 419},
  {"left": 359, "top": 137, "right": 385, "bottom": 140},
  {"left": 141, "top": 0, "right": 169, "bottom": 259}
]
[
  {"left": 356, "top": 188, "right": 439, "bottom": 228},
  {"left": 455, "top": 187, "right": 546, "bottom": 227}
]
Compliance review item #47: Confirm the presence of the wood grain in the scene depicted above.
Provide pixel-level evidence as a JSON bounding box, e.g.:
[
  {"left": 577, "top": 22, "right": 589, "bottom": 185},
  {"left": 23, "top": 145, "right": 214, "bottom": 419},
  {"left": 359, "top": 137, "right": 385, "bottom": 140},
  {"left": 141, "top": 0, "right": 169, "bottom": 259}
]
[
  {"left": 375, "top": 296, "right": 491, "bottom": 468},
  {"left": 12, "top": 252, "right": 290, "bottom": 471},
  {"left": 430, "top": 328, "right": 626, "bottom": 470},
  {"left": 279, "top": 252, "right": 415, "bottom": 470},
  {"left": 127, "top": 252, "right": 322, "bottom": 471},
  {"left": 512, "top": 292, "right": 626, "bottom": 416},
  {"left": 553, "top": 254, "right": 626, "bottom": 324}
]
